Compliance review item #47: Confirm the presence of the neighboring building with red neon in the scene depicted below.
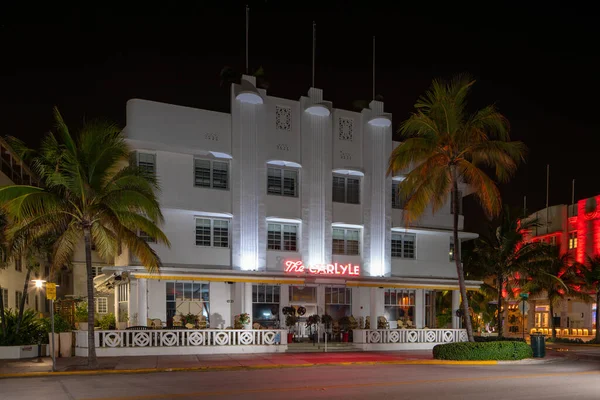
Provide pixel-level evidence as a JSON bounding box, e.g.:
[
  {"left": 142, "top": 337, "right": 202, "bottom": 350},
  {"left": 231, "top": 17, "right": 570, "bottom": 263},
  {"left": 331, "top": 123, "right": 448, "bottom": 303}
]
[{"left": 522, "top": 199, "right": 597, "bottom": 335}]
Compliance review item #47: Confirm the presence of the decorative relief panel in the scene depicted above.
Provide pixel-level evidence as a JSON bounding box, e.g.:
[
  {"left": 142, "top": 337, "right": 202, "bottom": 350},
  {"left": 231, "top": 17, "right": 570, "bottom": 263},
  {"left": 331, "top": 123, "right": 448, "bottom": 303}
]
[
  {"left": 275, "top": 106, "right": 292, "bottom": 131},
  {"left": 339, "top": 151, "right": 352, "bottom": 160},
  {"left": 338, "top": 117, "right": 354, "bottom": 141}
]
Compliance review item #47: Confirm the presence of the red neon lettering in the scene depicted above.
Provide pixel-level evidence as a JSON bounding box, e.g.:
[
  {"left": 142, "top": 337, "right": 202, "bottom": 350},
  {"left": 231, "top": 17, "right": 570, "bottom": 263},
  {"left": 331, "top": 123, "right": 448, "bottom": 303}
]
[
  {"left": 284, "top": 261, "right": 361, "bottom": 276},
  {"left": 284, "top": 260, "right": 304, "bottom": 272}
]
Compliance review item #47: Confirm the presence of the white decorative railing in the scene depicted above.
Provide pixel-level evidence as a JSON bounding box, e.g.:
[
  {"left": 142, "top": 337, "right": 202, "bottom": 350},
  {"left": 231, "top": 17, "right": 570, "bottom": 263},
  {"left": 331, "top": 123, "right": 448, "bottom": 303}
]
[
  {"left": 92, "top": 329, "right": 286, "bottom": 349},
  {"left": 354, "top": 329, "right": 468, "bottom": 344}
]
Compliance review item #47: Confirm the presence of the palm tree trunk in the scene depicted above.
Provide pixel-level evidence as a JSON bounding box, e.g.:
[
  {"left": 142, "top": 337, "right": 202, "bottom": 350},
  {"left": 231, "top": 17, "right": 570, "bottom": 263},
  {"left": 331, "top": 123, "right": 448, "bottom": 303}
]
[
  {"left": 15, "top": 267, "right": 31, "bottom": 334},
  {"left": 550, "top": 302, "right": 556, "bottom": 340},
  {"left": 0, "top": 284, "right": 6, "bottom": 337},
  {"left": 596, "top": 291, "right": 600, "bottom": 344},
  {"left": 452, "top": 178, "right": 474, "bottom": 342},
  {"left": 497, "top": 275, "right": 503, "bottom": 337},
  {"left": 84, "top": 226, "right": 98, "bottom": 368}
]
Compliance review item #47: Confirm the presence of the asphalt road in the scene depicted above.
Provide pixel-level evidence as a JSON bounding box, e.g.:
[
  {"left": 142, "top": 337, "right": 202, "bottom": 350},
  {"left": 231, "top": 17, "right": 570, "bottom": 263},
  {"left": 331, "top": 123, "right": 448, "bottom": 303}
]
[{"left": 2, "top": 359, "right": 599, "bottom": 400}]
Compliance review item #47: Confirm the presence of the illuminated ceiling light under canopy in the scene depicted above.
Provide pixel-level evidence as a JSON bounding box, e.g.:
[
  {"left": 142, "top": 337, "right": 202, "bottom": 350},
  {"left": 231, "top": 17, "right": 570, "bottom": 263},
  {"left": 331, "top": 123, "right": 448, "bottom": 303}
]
[
  {"left": 305, "top": 103, "right": 331, "bottom": 116},
  {"left": 235, "top": 80, "right": 263, "bottom": 104},
  {"left": 367, "top": 116, "right": 392, "bottom": 127}
]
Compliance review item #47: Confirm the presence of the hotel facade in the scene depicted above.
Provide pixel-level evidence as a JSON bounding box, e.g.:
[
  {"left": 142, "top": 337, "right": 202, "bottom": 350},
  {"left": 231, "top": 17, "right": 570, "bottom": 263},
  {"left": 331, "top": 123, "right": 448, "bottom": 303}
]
[
  {"left": 523, "top": 199, "right": 598, "bottom": 336},
  {"left": 101, "top": 75, "right": 480, "bottom": 340}
]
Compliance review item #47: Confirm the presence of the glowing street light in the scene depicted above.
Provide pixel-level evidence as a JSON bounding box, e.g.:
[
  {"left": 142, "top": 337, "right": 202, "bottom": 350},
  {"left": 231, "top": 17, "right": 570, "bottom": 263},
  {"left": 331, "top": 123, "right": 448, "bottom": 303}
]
[{"left": 31, "top": 279, "right": 56, "bottom": 372}]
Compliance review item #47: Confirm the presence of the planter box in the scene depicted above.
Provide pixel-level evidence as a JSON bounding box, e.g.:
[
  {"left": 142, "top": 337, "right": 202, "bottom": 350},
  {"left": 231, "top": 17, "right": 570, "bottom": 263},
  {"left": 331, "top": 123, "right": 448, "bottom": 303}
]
[
  {"left": 48, "top": 333, "right": 59, "bottom": 358},
  {"left": 59, "top": 332, "right": 73, "bottom": 357},
  {"left": 0, "top": 345, "right": 39, "bottom": 360}
]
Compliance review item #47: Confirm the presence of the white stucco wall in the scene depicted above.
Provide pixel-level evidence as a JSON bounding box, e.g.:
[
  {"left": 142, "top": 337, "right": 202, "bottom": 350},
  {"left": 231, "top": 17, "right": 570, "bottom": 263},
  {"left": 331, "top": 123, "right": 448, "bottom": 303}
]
[
  {"left": 126, "top": 99, "right": 232, "bottom": 157},
  {"left": 147, "top": 279, "right": 166, "bottom": 322},
  {"left": 209, "top": 282, "right": 233, "bottom": 328}
]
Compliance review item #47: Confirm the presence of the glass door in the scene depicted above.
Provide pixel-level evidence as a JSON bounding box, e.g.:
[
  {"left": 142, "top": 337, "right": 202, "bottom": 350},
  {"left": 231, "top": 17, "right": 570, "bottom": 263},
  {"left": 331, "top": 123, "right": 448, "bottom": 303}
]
[{"left": 289, "top": 286, "right": 317, "bottom": 339}]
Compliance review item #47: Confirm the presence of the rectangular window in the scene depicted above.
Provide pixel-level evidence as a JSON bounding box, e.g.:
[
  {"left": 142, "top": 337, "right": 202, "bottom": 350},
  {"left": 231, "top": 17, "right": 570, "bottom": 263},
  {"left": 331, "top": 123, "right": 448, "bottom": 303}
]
[
  {"left": 91, "top": 266, "right": 103, "bottom": 278},
  {"left": 384, "top": 288, "right": 416, "bottom": 323},
  {"left": 95, "top": 297, "right": 108, "bottom": 314},
  {"left": 138, "top": 230, "right": 156, "bottom": 243},
  {"left": 137, "top": 152, "right": 156, "bottom": 176},
  {"left": 252, "top": 285, "right": 281, "bottom": 328},
  {"left": 166, "top": 282, "right": 210, "bottom": 326},
  {"left": 450, "top": 190, "right": 463, "bottom": 215},
  {"left": 195, "top": 218, "right": 230, "bottom": 248},
  {"left": 15, "top": 259, "right": 22, "bottom": 272},
  {"left": 325, "top": 287, "right": 352, "bottom": 319},
  {"left": 15, "top": 291, "right": 22, "bottom": 308},
  {"left": 569, "top": 232, "right": 578, "bottom": 249},
  {"left": 332, "top": 228, "right": 360, "bottom": 255},
  {"left": 1, "top": 288, "right": 8, "bottom": 308},
  {"left": 267, "top": 167, "right": 298, "bottom": 197},
  {"left": 392, "top": 181, "right": 405, "bottom": 209},
  {"left": 289, "top": 286, "right": 317, "bottom": 303},
  {"left": 194, "top": 159, "right": 229, "bottom": 190},
  {"left": 267, "top": 223, "right": 298, "bottom": 251},
  {"left": 391, "top": 233, "right": 416, "bottom": 259},
  {"left": 118, "top": 283, "right": 129, "bottom": 303},
  {"left": 333, "top": 176, "right": 360, "bottom": 204},
  {"left": 449, "top": 239, "right": 455, "bottom": 262}
]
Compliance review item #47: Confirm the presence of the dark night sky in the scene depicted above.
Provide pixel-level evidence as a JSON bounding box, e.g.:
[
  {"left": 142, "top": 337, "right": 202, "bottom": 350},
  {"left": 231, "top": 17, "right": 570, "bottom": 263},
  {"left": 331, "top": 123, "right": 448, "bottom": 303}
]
[{"left": 1, "top": 2, "right": 599, "bottom": 233}]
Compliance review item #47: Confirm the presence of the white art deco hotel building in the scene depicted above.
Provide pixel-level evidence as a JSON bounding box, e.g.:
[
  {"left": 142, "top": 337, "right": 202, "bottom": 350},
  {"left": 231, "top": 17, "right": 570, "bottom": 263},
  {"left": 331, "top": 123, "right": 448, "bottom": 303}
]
[{"left": 104, "top": 75, "right": 479, "bottom": 336}]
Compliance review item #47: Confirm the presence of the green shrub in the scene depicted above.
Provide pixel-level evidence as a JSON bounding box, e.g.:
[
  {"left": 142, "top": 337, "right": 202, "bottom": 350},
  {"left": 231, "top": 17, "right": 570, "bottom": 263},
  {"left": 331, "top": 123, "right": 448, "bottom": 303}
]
[
  {"left": 74, "top": 302, "right": 88, "bottom": 323},
  {"left": 433, "top": 341, "right": 533, "bottom": 360},
  {"left": 41, "top": 314, "right": 72, "bottom": 334},
  {"left": 98, "top": 313, "right": 116, "bottom": 330},
  {"left": 0, "top": 309, "right": 46, "bottom": 345},
  {"left": 474, "top": 336, "right": 525, "bottom": 343}
]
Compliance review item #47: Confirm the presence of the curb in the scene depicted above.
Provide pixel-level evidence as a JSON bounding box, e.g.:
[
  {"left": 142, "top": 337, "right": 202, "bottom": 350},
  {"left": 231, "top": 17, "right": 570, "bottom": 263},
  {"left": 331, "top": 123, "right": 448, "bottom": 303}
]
[{"left": 0, "top": 359, "right": 498, "bottom": 379}]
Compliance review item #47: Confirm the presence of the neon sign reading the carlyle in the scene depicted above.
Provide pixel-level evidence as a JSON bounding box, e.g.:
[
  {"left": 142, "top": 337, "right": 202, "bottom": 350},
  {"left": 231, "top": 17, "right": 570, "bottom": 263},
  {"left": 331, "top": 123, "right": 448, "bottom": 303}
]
[{"left": 284, "top": 260, "right": 360, "bottom": 276}]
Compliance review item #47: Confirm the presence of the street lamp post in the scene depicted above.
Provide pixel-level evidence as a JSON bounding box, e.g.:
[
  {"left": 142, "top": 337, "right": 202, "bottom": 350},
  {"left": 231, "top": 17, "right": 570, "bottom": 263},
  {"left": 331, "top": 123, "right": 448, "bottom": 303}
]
[
  {"left": 520, "top": 293, "right": 529, "bottom": 341},
  {"left": 33, "top": 280, "right": 56, "bottom": 372}
]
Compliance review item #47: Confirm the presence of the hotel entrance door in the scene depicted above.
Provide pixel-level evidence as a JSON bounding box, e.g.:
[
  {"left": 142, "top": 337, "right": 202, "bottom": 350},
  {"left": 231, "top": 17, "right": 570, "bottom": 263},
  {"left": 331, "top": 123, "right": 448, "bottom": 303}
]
[{"left": 289, "top": 286, "right": 317, "bottom": 339}]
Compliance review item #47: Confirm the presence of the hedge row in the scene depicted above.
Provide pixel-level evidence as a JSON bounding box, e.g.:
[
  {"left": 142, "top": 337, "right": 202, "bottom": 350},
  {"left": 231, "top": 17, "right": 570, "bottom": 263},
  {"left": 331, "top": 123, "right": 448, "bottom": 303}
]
[
  {"left": 474, "top": 336, "right": 526, "bottom": 343},
  {"left": 433, "top": 341, "right": 533, "bottom": 360}
]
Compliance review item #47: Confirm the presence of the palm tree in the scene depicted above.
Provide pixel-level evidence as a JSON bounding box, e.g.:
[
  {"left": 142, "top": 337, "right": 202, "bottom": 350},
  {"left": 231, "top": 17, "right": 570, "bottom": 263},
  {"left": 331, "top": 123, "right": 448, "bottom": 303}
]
[
  {"left": 467, "top": 207, "right": 542, "bottom": 336},
  {"left": 521, "top": 245, "right": 588, "bottom": 340},
  {"left": 0, "top": 108, "right": 170, "bottom": 367},
  {"left": 13, "top": 235, "right": 56, "bottom": 334},
  {"left": 387, "top": 75, "right": 527, "bottom": 341},
  {"left": 575, "top": 255, "right": 600, "bottom": 343},
  {"left": 0, "top": 210, "right": 8, "bottom": 337}
]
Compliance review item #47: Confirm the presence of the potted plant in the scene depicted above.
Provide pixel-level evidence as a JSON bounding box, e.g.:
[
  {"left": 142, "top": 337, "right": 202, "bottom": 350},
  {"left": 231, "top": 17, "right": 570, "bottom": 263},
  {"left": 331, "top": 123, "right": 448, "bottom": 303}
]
[
  {"left": 42, "top": 314, "right": 72, "bottom": 358},
  {"left": 74, "top": 302, "right": 88, "bottom": 331},
  {"left": 348, "top": 315, "right": 358, "bottom": 342},
  {"left": 338, "top": 316, "right": 351, "bottom": 342},
  {"left": 99, "top": 313, "right": 116, "bottom": 330},
  {"left": 181, "top": 313, "right": 198, "bottom": 328},
  {"left": 306, "top": 314, "right": 321, "bottom": 342},
  {"left": 234, "top": 313, "right": 250, "bottom": 329},
  {"left": 285, "top": 315, "right": 298, "bottom": 343},
  {"left": 321, "top": 314, "right": 333, "bottom": 341}
]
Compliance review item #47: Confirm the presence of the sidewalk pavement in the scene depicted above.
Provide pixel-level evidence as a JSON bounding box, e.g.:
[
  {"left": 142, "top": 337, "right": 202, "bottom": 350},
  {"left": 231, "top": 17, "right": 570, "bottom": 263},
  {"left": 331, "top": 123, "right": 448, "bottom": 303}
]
[{"left": 0, "top": 349, "right": 568, "bottom": 378}]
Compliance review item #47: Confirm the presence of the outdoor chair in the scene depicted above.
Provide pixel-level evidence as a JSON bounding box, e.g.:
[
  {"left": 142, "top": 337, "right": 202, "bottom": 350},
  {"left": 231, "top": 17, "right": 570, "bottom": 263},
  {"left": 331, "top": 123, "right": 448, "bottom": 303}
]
[
  {"left": 197, "top": 316, "right": 207, "bottom": 329},
  {"left": 152, "top": 318, "right": 163, "bottom": 329},
  {"left": 172, "top": 315, "right": 183, "bottom": 327}
]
